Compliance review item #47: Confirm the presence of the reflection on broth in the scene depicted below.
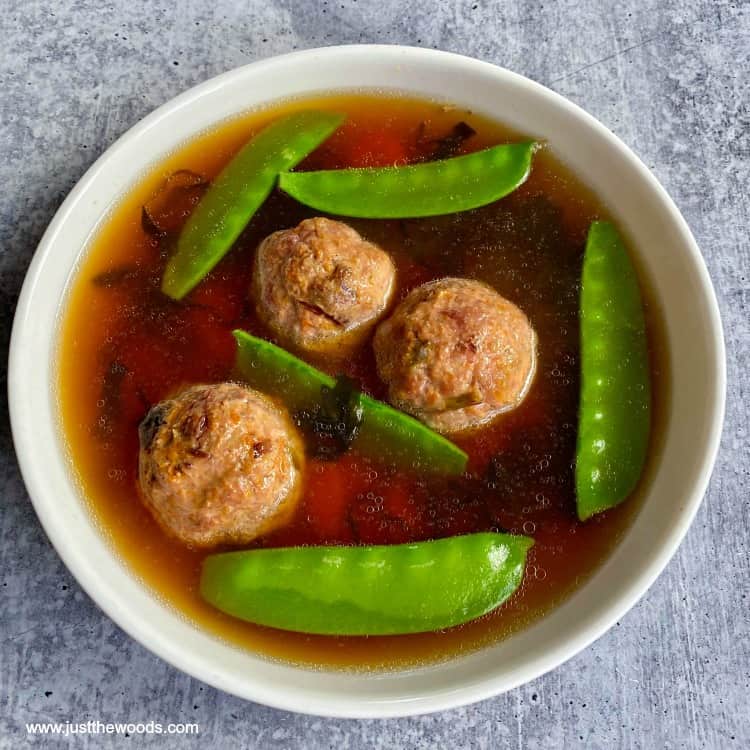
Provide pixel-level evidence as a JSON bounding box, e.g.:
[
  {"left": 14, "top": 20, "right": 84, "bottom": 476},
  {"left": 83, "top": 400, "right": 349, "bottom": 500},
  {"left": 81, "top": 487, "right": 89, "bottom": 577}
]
[{"left": 58, "top": 94, "right": 662, "bottom": 669}]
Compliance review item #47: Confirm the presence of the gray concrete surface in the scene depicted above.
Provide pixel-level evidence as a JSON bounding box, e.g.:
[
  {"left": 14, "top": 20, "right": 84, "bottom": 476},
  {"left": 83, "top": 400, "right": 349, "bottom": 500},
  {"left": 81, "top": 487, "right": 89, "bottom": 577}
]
[{"left": 1, "top": 1, "right": 748, "bottom": 748}]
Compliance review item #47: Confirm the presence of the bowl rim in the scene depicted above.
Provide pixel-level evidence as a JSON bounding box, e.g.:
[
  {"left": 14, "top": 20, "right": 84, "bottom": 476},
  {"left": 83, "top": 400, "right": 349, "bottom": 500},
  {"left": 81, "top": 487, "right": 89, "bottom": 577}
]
[{"left": 8, "top": 44, "right": 726, "bottom": 718}]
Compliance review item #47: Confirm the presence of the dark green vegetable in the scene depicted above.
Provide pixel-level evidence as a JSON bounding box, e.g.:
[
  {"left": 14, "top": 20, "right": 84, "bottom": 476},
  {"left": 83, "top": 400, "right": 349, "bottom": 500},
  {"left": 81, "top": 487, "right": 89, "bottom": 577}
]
[
  {"left": 421, "top": 121, "right": 477, "bottom": 161},
  {"left": 142, "top": 169, "right": 209, "bottom": 238},
  {"left": 162, "top": 110, "right": 345, "bottom": 299},
  {"left": 233, "top": 330, "right": 468, "bottom": 474},
  {"left": 200, "top": 532, "right": 533, "bottom": 635},
  {"left": 576, "top": 221, "right": 650, "bottom": 521},
  {"left": 91, "top": 265, "right": 141, "bottom": 288},
  {"left": 294, "top": 375, "right": 365, "bottom": 460},
  {"left": 278, "top": 141, "right": 536, "bottom": 219},
  {"left": 97, "top": 360, "right": 130, "bottom": 438}
]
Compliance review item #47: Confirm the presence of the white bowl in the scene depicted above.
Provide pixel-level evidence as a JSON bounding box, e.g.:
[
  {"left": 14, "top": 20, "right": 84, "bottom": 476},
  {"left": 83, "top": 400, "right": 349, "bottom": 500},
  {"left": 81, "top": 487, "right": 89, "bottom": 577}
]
[{"left": 8, "top": 45, "right": 725, "bottom": 718}]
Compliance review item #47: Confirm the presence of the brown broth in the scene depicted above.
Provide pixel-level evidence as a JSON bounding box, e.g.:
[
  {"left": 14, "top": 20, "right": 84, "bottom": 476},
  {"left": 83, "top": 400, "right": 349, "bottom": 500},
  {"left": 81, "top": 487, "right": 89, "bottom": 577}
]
[{"left": 57, "top": 93, "right": 665, "bottom": 670}]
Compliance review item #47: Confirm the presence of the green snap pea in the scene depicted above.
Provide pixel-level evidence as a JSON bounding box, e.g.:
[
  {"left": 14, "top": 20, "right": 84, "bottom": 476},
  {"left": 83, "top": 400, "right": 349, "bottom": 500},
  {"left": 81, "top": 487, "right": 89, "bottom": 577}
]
[
  {"left": 233, "top": 330, "right": 468, "bottom": 475},
  {"left": 162, "top": 110, "right": 345, "bottom": 299},
  {"left": 576, "top": 221, "right": 651, "bottom": 521},
  {"left": 278, "top": 142, "right": 536, "bottom": 218},
  {"left": 200, "top": 532, "right": 533, "bottom": 635}
]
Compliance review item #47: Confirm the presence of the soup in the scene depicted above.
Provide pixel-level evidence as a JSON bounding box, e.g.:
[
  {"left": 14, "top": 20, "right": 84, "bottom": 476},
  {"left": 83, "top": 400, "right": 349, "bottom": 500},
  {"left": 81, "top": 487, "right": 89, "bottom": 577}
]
[{"left": 58, "top": 94, "right": 662, "bottom": 669}]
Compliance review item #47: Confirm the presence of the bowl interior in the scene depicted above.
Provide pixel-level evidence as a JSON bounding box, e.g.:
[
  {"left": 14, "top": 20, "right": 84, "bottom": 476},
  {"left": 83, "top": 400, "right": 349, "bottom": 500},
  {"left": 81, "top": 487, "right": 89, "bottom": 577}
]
[{"left": 8, "top": 46, "right": 725, "bottom": 717}]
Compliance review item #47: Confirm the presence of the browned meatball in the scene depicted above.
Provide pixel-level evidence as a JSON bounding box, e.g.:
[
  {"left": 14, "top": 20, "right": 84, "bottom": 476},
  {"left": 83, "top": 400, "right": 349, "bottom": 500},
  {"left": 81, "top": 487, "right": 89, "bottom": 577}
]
[
  {"left": 138, "top": 383, "right": 304, "bottom": 547},
  {"left": 374, "top": 278, "right": 537, "bottom": 434},
  {"left": 253, "top": 217, "right": 396, "bottom": 355}
]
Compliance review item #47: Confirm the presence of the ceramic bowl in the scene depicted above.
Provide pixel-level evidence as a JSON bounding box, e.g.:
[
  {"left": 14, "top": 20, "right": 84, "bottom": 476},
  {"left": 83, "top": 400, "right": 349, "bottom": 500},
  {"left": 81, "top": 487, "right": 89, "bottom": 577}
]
[{"left": 8, "top": 45, "right": 725, "bottom": 717}]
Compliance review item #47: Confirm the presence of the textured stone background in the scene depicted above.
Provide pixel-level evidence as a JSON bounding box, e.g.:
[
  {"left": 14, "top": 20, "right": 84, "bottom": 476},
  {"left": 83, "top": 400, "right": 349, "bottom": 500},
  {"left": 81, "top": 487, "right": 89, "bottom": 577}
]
[{"left": 1, "top": 1, "right": 748, "bottom": 748}]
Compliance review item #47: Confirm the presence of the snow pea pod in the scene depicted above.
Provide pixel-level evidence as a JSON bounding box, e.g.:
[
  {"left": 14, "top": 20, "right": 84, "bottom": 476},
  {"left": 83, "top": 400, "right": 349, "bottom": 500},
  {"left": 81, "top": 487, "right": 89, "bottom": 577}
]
[
  {"left": 278, "top": 141, "right": 536, "bottom": 218},
  {"left": 233, "top": 330, "right": 468, "bottom": 475},
  {"left": 576, "top": 221, "right": 650, "bottom": 521},
  {"left": 162, "top": 110, "right": 345, "bottom": 299},
  {"left": 200, "top": 532, "right": 533, "bottom": 635}
]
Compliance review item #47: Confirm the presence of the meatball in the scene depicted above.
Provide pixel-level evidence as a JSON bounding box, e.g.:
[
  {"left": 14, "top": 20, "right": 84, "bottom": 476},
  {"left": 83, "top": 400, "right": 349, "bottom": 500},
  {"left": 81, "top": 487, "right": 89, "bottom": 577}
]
[
  {"left": 138, "top": 383, "right": 304, "bottom": 547},
  {"left": 374, "top": 278, "right": 537, "bottom": 434},
  {"left": 253, "top": 217, "right": 396, "bottom": 355}
]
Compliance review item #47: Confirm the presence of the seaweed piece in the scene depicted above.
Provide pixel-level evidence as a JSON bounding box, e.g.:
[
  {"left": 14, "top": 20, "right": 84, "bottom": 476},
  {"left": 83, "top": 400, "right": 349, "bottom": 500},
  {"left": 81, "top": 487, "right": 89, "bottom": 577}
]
[
  {"left": 430, "top": 121, "right": 477, "bottom": 160},
  {"left": 141, "top": 205, "right": 165, "bottom": 238},
  {"left": 91, "top": 265, "right": 142, "bottom": 288},
  {"left": 96, "top": 360, "right": 129, "bottom": 436},
  {"left": 483, "top": 455, "right": 509, "bottom": 491},
  {"left": 294, "top": 375, "right": 364, "bottom": 460},
  {"left": 141, "top": 169, "right": 209, "bottom": 238},
  {"left": 416, "top": 121, "right": 477, "bottom": 162}
]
